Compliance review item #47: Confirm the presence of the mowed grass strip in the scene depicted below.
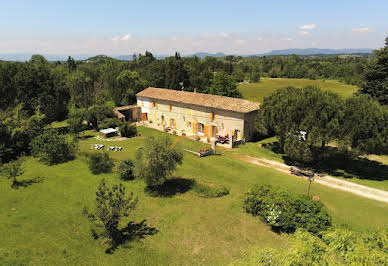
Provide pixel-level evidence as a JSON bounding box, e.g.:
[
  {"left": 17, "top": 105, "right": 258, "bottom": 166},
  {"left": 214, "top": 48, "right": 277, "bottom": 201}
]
[
  {"left": 1, "top": 127, "right": 388, "bottom": 265},
  {"left": 238, "top": 78, "right": 358, "bottom": 103}
]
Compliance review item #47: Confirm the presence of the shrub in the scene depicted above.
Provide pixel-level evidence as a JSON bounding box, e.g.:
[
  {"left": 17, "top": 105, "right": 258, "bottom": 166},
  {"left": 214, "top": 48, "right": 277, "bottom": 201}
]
[
  {"left": 30, "top": 130, "right": 75, "bottom": 165},
  {"left": 119, "top": 123, "right": 137, "bottom": 138},
  {"left": 89, "top": 152, "right": 114, "bottom": 174},
  {"left": 117, "top": 160, "right": 135, "bottom": 180},
  {"left": 238, "top": 228, "right": 388, "bottom": 265},
  {"left": 193, "top": 181, "right": 229, "bottom": 198},
  {"left": 243, "top": 184, "right": 331, "bottom": 234}
]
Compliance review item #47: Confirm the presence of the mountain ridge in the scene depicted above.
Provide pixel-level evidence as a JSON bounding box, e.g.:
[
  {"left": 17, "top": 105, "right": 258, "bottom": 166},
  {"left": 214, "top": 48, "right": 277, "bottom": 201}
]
[{"left": 0, "top": 48, "right": 374, "bottom": 61}]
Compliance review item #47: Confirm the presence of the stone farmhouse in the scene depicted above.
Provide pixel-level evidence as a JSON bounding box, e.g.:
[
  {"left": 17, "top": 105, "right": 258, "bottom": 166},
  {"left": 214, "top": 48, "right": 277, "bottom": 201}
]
[{"left": 135, "top": 87, "right": 260, "bottom": 144}]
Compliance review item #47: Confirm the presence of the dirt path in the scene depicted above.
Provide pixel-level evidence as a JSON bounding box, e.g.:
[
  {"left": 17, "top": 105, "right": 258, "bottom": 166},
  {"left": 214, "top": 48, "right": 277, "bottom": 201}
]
[{"left": 235, "top": 154, "right": 388, "bottom": 204}]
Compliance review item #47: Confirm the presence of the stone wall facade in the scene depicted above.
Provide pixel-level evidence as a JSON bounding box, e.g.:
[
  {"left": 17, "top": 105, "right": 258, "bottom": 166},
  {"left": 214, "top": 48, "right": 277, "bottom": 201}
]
[{"left": 136, "top": 96, "right": 258, "bottom": 141}]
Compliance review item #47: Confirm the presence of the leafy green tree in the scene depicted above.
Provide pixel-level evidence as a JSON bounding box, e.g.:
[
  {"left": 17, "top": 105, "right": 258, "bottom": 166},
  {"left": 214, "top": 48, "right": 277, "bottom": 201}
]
[
  {"left": 67, "top": 56, "right": 77, "bottom": 72},
  {"left": 258, "top": 86, "right": 344, "bottom": 151},
  {"left": 30, "top": 130, "right": 75, "bottom": 165},
  {"left": 66, "top": 70, "right": 94, "bottom": 108},
  {"left": 117, "top": 160, "right": 135, "bottom": 180},
  {"left": 88, "top": 152, "right": 114, "bottom": 174},
  {"left": 165, "top": 52, "right": 190, "bottom": 90},
  {"left": 67, "top": 105, "right": 85, "bottom": 137},
  {"left": 0, "top": 158, "right": 24, "bottom": 188},
  {"left": 209, "top": 71, "right": 242, "bottom": 98},
  {"left": 134, "top": 136, "right": 183, "bottom": 187},
  {"left": 284, "top": 136, "right": 314, "bottom": 163},
  {"left": 250, "top": 65, "right": 261, "bottom": 82},
  {"left": 115, "top": 70, "right": 145, "bottom": 106},
  {"left": 85, "top": 105, "right": 115, "bottom": 130},
  {"left": 359, "top": 37, "right": 388, "bottom": 105},
  {"left": 341, "top": 95, "right": 388, "bottom": 154}
]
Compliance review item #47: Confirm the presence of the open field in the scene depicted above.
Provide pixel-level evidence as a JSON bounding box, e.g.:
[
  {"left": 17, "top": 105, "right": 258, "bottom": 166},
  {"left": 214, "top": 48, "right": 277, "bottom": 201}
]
[
  {"left": 1, "top": 126, "right": 388, "bottom": 265},
  {"left": 238, "top": 78, "right": 359, "bottom": 103}
]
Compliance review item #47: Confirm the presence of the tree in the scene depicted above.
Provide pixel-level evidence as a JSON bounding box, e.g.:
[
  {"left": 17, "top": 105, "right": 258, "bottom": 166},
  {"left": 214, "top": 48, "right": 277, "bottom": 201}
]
[
  {"left": 341, "top": 95, "right": 388, "bottom": 154},
  {"left": 84, "top": 105, "right": 115, "bottom": 130},
  {"left": 250, "top": 65, "right": 261, "bottom": 82},
  {"left": 67, "top": 56, "right": 77, "bottom": 72},
  {"left": 359, "top": 37, "right": 388, "bottom": 105},
  {"left": 0, "top": 158, "right": 24, "bottom": 188},
  {"left": 88, "top": 152, "right": 114, "bottom": 174},
  {"left": 209, "top": 71, "right": 242, "bottom": 98},
  {"left": 134, "top": 136, "right": 183, "bottom": 187},
  {"left": 66, "top": 70, "right": 94, "bottom": 108},
  {"left": 30, "top": 130, "right": 75, "bottom": 165},
  {"left": 258, "top": 86, "right": 344, "bottom": 151},
  {"left": 67, "top": 105, "right": 85, "bottom": 138},
  {"left": 114, "top": 70, "right": 145, "bottom": 106},
  {"left": 165, "top": 53, "right": 190, "bottom": 90},
  {"left": 83, "top": 179, "right": 139, "bottom": 252},
  {"left": 119, "top": 123, "right": 137, "bottom": 137},
  {"left": 117, "top": 160, "right": 135, "bottom": 180}
]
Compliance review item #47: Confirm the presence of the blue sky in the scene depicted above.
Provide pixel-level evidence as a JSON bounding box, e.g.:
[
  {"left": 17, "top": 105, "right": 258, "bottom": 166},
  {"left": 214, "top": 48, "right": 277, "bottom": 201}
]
[{"left": 0, "top": 0, "right": 387, "bottom": 54}]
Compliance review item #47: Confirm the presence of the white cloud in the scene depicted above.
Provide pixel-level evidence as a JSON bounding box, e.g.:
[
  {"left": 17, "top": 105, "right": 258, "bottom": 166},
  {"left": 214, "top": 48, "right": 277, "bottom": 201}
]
[
  {"left": 257, "top": 37, "right": 263, "bottom": 41},
  {"left": 286, "top": 38, "right": 293, "bottom": 41},
  {"left": 299, "top": 31, "right": 310, "bottom": 36},
  {"left": 111, "top": 36, "right": 120, "bottom": 41},
  {"left": 121, "top": 34, "right": 132, "bottom": 40},
  {"left": 300, "top": 24, "right": 316, "bottom": 30},
  {"left": 351, "top": 27, "right": 371, "bottom": 32}
]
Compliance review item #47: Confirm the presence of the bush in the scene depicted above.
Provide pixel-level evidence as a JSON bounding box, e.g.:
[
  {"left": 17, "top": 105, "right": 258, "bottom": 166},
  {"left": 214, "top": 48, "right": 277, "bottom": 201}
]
[
  {"left": 193, "top": 181, "right": 229, "bottom": 198},
  {"left": 119, "top": 123, "right": 137, "bottom": 137},
  {"left": 89, "top": 152, "right": 114, "bottom": 174},
  {"left": 238, "top": 228, "right": 388, "bottom": 265},
  {"left": 243, "top": 184, "right": 331, "bottom": 234},
  {"left": 30, "top": 130, "right": 75, "bottom": 165},
  {"left": 117, "top": 160, "right": 135, "bottom": 180}
]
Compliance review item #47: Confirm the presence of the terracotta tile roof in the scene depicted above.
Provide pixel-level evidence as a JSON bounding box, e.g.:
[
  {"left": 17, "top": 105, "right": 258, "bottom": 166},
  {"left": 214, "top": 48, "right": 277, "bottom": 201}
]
[{"left": 136, "top": 87, "right": 260, "bottom": 113}]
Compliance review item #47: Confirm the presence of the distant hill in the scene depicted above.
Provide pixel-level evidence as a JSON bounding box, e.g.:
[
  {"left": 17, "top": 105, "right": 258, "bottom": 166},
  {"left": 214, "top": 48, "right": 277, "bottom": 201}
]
[
  {"left": 261, "top": 48, "right": 373, "bottom": 56},
  {"left": 190, "top": 52, "right": 227, "bottom": 58},
  {"left": 0, "top": 48, "right": 375, "bottom": 62}
]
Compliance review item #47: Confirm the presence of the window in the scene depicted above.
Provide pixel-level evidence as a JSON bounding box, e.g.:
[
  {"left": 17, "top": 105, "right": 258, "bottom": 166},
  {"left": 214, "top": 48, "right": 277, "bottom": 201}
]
[
  {"left": 210, "top": 112, "right": 215, "bottom": 122},
  {"left": 197, "top": 123, "right": 204, "bottom": 135},
  {"left": 152, "top": 101, "right": 156, "bottom": 108},
  {"left": 169, "top": 104, "right": 173, "bottom": 111},
  {"left": 187, "top": 121, "right": 192, "bottom": 128},
  {"left": 141, "top": 100, "right": 144, "bottom": 107},
  {"left": 170, "top": 118, "right": 176, "bottom": 129}
]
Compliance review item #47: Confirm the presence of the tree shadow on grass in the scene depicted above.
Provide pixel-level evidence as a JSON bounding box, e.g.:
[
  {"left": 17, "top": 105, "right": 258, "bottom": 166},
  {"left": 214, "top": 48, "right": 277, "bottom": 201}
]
[
  {"left": 11, "top": 176, "right": 45, "bottom": 189},
  {"left": 104, "top": 220, "right": 158, "bottom": 254},
  {"left": 144, "top": 177, "right": 195, "bottom": 197},
  {"left": 282, "top": 147, "right": 388, "bottom": 181}
]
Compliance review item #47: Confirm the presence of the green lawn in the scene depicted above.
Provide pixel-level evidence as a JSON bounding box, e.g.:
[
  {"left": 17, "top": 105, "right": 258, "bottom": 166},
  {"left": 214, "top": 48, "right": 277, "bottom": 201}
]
[
  {"left": 1, "top": 127, "right": 388, "bottom": 265},
  {"left": 238, "top": 78, "right": 358, "bottom": 103}
]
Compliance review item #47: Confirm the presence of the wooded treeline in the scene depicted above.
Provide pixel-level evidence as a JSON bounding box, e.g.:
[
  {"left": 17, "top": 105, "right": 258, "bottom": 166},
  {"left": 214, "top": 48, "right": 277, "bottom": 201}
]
[{"left": 1, "top": 45, "right": 384, "bottom": 123}]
